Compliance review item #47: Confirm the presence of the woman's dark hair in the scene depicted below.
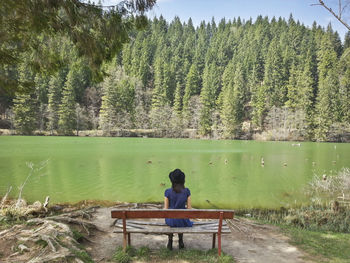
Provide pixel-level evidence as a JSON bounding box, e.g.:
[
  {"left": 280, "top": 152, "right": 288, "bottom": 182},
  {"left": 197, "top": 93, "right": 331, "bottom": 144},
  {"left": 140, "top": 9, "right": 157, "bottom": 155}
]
[{"left": 169, "top": 169, "right": 185, "bottom": 193}]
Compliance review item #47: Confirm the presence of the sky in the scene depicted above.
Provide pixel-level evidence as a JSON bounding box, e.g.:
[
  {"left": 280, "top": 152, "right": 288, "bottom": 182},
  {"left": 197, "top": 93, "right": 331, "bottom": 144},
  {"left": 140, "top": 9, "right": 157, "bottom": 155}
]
[
  {"left": 98, "top": 0, "right": 349, "bottom": 39},
  {"left": 146, "top": 0, "right": 349, "bottom": 39}
]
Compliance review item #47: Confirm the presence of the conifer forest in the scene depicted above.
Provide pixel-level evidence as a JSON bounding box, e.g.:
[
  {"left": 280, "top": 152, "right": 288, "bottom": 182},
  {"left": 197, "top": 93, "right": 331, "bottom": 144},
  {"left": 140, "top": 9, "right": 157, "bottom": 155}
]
[{"left": 1, "top": 15, "right": 350, "bottom": 142}]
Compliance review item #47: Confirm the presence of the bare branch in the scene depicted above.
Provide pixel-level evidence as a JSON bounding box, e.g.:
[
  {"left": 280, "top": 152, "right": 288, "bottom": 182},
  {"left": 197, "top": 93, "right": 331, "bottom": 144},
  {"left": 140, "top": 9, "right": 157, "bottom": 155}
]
[
  {"left": 314, "top": 0, "right": 350, "bottom": 30},
  {"left": 0, "top": 186, "right": 12, "bottom": 208}
]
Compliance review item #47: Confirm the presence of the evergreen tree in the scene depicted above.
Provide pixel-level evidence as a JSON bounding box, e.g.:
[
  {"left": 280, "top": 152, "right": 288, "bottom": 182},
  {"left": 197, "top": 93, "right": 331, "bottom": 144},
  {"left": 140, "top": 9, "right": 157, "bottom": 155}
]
[
  {"left": 47, "top": 71, "right": 65, "bottom": 133},
  {"left": 339, "top": 47, "right": 350, "bottom": 123},
  {"left": 99, "top": 67, "right": 136, "bottom": 131},
  {"left": 13, "top": 60, "right": 37, "bottom": 134},
  {"left": 4, "top": 15, "right": 350, "bottom": 141},
  {"left": 182, "top": 63, "right": 199, "bottom": 120},
  {"left": 58, "top": 66, "right": 78, "bottom": 135},
  {"left": 264, "top": 37, "right": 287, "bottom": 107},
  {"left": 344, "top": 31, "right": 350, "bottom": 50},
  {"left": 152, "top": 43, "right": 169, "bottom": 109},
  {"left": 173, "top": 82, "right": 183, "bottom": 116},
  {"left": 199, "top": 63, "right": 220, "bottom": 136},
  {"left": 314, "top": 33, "right": 340, "bottom": 141},
  {"left": 286, "top": 63, "right": 300, "bottom": 111},
  {"left": 221, "top": 64, "right": 245, "bottom": 138}
]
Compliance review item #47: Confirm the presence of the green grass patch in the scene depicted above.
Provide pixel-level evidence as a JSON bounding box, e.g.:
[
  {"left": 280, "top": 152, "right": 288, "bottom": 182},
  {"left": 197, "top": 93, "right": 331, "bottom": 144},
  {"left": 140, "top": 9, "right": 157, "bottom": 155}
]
[
  {"left": 113, "top": 246, "right": 235, "bottom": 262},
  {"left": 72, "top": 228, "right": 85, "bottom": 242},
  {"left": 282, "top": 226, "right": 350, "bottom": 263},
  {"left": 236, "top": 207, "right": 350, "bottom": 233},
  {"left": 0, "top": 215, "right": 25, "bottom": 230},
  {"left": 69, "top": 248, "right": 94, "bottom": 263},
  {"left": 35, "top": 239, "right": 48, "bottom": 248}
]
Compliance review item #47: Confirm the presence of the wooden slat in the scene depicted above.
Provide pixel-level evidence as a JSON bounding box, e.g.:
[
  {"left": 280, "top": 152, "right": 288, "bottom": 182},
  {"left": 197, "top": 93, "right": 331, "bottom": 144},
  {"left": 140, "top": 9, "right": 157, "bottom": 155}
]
[
  {"left": 111, "top": 209, "right": 234, "bottom": 219},
  {"left": 113, "top": 227, "right": 231, "bottom": 234},
  {"left": 114, "top": 223, "right": 230, "bottom": 232},
  {"left": 116, "top": 219, "right": 225, "bottom": 226}
]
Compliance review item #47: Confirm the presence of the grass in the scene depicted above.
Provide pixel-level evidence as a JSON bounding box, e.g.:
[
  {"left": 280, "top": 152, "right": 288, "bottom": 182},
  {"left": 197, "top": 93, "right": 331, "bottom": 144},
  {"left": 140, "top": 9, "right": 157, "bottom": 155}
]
[
  {"left": 0, "top": 215, "right": 25, "bottom": 230},
  {"left": 72, "top": 228, "right": 85, "bottom": 242},
  {"left": 236, "top": 206, "right": 350, "bottom": 233},
  {"left": 236, "top": 210, "right": 350, "bottom": 263},
  {"left": 113, "top": 246, "right": 235, "bottom": 263},
  {"left": 282, "top": 226, "right": 350, "bottom": 263}
]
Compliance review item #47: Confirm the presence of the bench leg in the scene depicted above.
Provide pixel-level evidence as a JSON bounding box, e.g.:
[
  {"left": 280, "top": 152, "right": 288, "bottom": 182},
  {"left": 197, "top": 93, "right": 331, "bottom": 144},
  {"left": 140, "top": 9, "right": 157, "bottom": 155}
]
[
  {"left": 212, "top": 233, "right": 216, "bottom": 248},
  {"left": 123, "top": 232, "right": 127, "bottom": 251},
  {"left": 128, "top": 233, "right": 131, "bottom": 246},
  {"left": 218, "top": 212, "right": 223, "bottom": 257},
  {"left": 122, "top": 212, "right": 127, "bottom": 252}
]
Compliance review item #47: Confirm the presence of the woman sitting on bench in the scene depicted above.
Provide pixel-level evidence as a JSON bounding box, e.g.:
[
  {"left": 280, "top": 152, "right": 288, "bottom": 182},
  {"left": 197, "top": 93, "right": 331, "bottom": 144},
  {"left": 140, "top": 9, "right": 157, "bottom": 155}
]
[{"left": 164, "top": 169, "right": 193, "bottom": 250}]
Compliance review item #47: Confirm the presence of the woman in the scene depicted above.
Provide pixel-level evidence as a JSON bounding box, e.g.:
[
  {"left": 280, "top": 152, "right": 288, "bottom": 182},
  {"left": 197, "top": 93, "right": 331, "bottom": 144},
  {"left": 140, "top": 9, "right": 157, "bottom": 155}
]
[{"left": 164, "top": 169, "right": 193, "bottom": 250}]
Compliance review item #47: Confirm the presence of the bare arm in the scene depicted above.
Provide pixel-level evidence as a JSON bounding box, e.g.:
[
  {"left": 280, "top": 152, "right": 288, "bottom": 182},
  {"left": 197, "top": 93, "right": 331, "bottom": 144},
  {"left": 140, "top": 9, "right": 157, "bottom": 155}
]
[
  {"left": 164, "top": 197, "right": 169, "bottom": 209},
  {"left": 187, "top": 196, "right": 192, "bottom": 209}
]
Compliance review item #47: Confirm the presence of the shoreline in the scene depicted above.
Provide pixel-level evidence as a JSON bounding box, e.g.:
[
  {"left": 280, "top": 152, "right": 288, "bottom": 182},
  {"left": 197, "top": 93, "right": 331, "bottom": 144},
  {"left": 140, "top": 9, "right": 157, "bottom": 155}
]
[{"left": 2, "top": 128, "right": 350, "bottom": 143}]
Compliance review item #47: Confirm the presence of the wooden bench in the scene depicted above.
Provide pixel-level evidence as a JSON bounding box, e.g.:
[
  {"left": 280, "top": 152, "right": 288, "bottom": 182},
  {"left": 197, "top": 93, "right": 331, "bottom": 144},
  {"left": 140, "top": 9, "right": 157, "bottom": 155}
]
[{"left": 111, "top": 209, "right": 234, "bottom": 256}]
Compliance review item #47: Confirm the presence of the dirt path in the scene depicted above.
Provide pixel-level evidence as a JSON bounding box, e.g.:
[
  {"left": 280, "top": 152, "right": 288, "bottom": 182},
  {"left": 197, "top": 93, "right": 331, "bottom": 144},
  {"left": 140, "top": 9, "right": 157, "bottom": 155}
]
[{"left": 88, "top": 207, "right": 310, "bottom": 263}]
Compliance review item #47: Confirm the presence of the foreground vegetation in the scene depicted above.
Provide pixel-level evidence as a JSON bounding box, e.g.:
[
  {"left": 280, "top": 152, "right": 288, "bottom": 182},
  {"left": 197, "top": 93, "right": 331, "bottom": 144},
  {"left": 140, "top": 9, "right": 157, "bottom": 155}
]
[
  {"left": 240, "top": 168, "right": 350, "bottom": 262},
  {"left": 113, "top": 246, "right": 235, "bottom": 263},
  {"left": 237, "top": 168, "right": 350, "bottom": 231},
  {"left": 283, "top": 226, "right": 350, "bottom": 263},
  {"left": 1, "top": 167, "right": 349, "bottom": 262}
]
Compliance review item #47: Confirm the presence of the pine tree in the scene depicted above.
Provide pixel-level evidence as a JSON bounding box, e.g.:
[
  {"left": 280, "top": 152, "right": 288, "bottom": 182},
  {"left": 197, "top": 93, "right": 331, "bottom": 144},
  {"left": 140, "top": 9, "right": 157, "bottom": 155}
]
[
  {"left": 264, "top": 37, "right": 287, "bottom": 107},
  {"left": 299, "top": 51, "right": 316, "bottom": 138},
  {"left": 182, "top": 63, "right": 199, "bottom": 121},
  {"left": 173, "top": 82, "right": 183, "bottom": 116},
  {"left": 58, "top": 66, "right": 78, "bottom": 135},
  {"left": 13, "top": 60, "right": 37, "bottom": 134},
  {"left": 339, "top": 47, "right": 350, "bottom": 123},
  {"left": 47, "top": 70, "right": 65, "bottom": 133},
  {"left": 314, "top": 33, "right": 340, "bottom": 141},
  {"left": 286, "top": 63, "right": 300, "bottom": 111},
  {"left": 13, "top": 93, "right": 38, "bottom": 135},
  {"left": 199, "top": 63, "right": 220, "bottom": 136},
  {"left": 152, "top": 43, "right": 169, "bottom": 109},
  {"left": 99, "top": 67, "right": 136, "bottom": 131},
  {"left": 251, "top": 83, "right": 267, "bottom": 129},
  {"left": 344, "top": 32, "right": 350, "bottom": 50},
  {"left": 221, "top": 64, "right": 245, "bottom": 138}
]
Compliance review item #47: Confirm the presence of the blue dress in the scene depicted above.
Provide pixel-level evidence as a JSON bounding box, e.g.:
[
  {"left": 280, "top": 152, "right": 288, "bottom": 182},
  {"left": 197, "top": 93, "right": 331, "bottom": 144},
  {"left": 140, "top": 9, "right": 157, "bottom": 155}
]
[{"left": 164, "top": 188, "right": 193, "bottom": 227}]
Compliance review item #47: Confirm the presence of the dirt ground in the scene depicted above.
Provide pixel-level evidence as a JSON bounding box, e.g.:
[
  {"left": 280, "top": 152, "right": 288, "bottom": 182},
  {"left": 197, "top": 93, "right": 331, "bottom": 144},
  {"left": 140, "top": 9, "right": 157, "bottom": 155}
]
[{"left": 88, "top": 207, "right": 311, "bottom": 263}]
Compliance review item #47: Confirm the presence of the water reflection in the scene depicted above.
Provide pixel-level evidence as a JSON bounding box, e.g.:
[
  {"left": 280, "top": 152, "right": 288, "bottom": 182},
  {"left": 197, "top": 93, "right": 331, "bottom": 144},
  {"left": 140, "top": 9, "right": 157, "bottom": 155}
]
[{"left": 0, "top": 137, "right": 349, "bottom": 209}]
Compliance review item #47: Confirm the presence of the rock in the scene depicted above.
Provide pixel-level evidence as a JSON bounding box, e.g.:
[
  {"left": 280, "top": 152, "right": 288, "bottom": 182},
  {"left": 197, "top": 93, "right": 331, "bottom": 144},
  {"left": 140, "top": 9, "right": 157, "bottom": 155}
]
[
  {"left": 62, "top": 207, "right": 77, "bottom": 213},
  {"left": 32, "top": 201, "right": 42, "bottom": 209},
  {"left": 75, "top": 258, "right": 84, "bottom": 263},
  {"left": 50, "top": 205, "right": 63, "bottom": 212},
  {"left": 16, "top": 199, "right": 27, "bottom": 208},
  {"left": 18, "top": 244, "right": 29, "bottom": 252}
]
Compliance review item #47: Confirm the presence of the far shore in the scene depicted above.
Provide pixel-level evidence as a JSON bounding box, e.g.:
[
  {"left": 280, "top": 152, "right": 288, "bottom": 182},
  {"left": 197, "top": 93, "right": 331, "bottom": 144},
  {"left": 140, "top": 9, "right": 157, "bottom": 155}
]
[{"left": 2, "top": 128, "right": 349, "bottom": 142}]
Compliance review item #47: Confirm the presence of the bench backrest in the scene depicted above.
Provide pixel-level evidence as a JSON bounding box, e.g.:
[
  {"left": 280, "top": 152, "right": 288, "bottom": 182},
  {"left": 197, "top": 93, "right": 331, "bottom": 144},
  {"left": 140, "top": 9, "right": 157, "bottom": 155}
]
[{"left": 111, "top": 209, "right": 234, "bottom": 219}]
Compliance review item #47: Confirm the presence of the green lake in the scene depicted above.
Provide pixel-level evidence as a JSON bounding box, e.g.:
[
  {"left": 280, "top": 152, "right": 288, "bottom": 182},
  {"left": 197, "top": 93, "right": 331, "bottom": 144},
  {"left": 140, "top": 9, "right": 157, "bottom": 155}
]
[{"left": 0, "top": 136, "right": 349, "bottom": 209}]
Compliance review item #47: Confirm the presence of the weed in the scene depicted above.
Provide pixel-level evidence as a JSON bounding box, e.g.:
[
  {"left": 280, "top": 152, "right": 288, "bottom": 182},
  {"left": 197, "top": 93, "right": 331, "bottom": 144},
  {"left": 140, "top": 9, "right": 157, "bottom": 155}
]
[
  {"left": 136, "top": 246, "right": 151, "bottom": 259},
  {"left": 113, "top": 247, "right": 132, "bottom": 263},
  {"left": 69, "top": 248, "right": 94, "bottom": 263},
  {"left": 282, "top": 226, "right": 350, "bottom": 263},
  {"left": 72, "top": 229, "right": 85, "bottom": 242},
  {"left": 35, "top": 239, "right": 48, "bottom": 247},
  {"left": 113, "top": 246, "right": 235, "bottom": 262}
]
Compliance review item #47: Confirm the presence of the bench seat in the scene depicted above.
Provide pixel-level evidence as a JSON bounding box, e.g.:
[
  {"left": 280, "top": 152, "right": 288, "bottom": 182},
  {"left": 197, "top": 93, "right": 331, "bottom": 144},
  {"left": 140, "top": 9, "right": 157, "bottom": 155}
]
[
  {"left": 113, "top": 219, "right": 231, "bottom": 234},
  {"left": 111, "top": 208, "right": 234, "bottom": 256}
]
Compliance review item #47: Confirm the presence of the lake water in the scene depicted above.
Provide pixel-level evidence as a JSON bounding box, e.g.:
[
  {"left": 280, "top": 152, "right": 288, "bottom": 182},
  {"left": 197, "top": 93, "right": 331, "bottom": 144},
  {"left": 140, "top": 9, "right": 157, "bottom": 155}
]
[{"left": 0, "top": 136, "right": 349, "bottom": 209}]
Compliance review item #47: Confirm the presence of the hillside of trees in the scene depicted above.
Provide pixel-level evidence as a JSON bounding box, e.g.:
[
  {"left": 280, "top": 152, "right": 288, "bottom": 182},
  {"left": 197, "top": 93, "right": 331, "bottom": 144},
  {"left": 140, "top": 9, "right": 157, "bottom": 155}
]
[{"left": 1, "top": 15, "right": 350, "bottom": 141}]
